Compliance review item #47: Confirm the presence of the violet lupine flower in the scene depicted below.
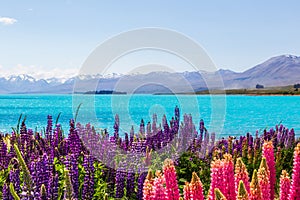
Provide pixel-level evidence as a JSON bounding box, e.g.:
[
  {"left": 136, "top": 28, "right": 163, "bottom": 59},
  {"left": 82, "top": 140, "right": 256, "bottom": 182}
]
[
  {"left": 163, "top": 159, "right": 180, "bottom": 200},
  {"left": 114, "top": 114, "right": 120, "bottom": 139},
  {"left": 152, "top": 171, "right": 168, "bottom": 200},
  {"left": 2, "top": 183, "right": 9, "bottom": 200},
  {"left": 280, "top": 170, "right": 290, "bottom": 200},
  {"left": 68, "top": 119, "right": 82, "bottom": 158},
  {"left": 235, "top": 158, "right": 250, "bottom": 194},
  {"left": 46, "top": 115, "right": 53, "bottom": 144},
  {"left": 262, "top": 141, "right": 276, "bottom": 200},
  {"left": 82, "top": 155, "right": 95, "bottom": 200},
  {"left": 140, "top": 119, "right": 145, "bottom": 135},
  {"left": 138, "top": 170, "right": 148, "bottom": 200},
  {"left": 126, "top": 169, "right": 135, "bottom": 198},
  {"left": 115, "top": 163, "right": 126, "bottom": 198},
  {"left": 48, "top": 173, "right": 59, "bottom": 200},
  {"left": 65, "top": 154, "right": 79, "bottom": 198},
  {"left": 249, "top": 170, "right": 262, "bottom": 200},
  {"left": 0, "top": 137, "right": 8, "bottom": 169},
  {"left": 143, "top": 170, "right": 154, "bottom": 200},
  {"left": 9, "top": 168, "right": 21, "bottom": 198},
  {"left": 289, "top": 143, "right": 300, "bottom": 200}
]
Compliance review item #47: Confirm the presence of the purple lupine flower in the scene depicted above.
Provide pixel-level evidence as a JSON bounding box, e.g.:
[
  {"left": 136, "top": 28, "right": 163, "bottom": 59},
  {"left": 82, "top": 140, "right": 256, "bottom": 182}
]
[
  {"left": 9, "top": 168, "right": 21, "bottom": 198},
  {"left": 82, "top": 155, "right": 95, "bottom": 200},
  {"left": 48, "top": 173, "right": 59, "bottom": 200},
  {"left": 114, "top": 114, "right": 120, "bottom": 139},
  {"left": 140, "top": 119, "right": 145, "bottom": 135},
  {"left": 2, "top": 183, "right": 9, "bottom": 200},
  {"left": 115, "top": 163, "right": 126, "bottom": 198},
  {"left": 137, "top": 170, "right": 147, "bottom": 200},
  {"left": 65, "top": 154, "right": 79, "bottom": 198},
  {"left": 126, "top": 169, "right": 135, "bottom": 198},
  {"left": 46, "top": 115, "right": 53, "bottom": 144},
  {"left": 68, "top": 119, "right": 82, "bottom": 158},
  {"left": 0, "top": 137, "right": 8, "bottom": 169}
]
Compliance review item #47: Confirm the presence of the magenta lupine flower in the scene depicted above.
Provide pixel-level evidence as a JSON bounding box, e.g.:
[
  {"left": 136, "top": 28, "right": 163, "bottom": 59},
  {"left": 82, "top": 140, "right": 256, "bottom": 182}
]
[
  {"left": 209, "top": 159, "right": 224, "bottom": 200},
  {"left": 163, "top": 159, "right": 180, "bottom": 200},
  {"left": 289, "top": 143, "right": 300, "bottom": 200},
  {"left": 280, "top": 170, "right": 291, "bottom": 200},
  {"left": 262, "top": 141, "right": 276, "bottom": 200},
  {"left": 223, "top": 154, "right": 236, "bottom": 200},
  {"left": 235, "top": 158, "right": 250, "bottom": 194},
  {"left": 152, "top": 171, "right": 168, "bottom": 200},
  {"left": 258, "top": 164, "right": 270, "bottom": 200},
  {"left": 183, "top": 182, "right": 191, "bottom": 200},
  {"left": 189, "top": 172, "right": 204, "bottom": 200}
]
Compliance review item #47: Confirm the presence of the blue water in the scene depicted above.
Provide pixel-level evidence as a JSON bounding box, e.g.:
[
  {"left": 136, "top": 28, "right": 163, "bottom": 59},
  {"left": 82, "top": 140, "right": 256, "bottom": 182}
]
[{"left": 0, "top": 94, "right": 299, "bottom": 137}]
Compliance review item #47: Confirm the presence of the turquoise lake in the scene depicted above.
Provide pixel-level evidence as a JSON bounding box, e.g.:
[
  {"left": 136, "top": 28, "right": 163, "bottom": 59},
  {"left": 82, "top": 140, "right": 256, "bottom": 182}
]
[{"left": 0, "top": 94, "right": 299, "bottom": 137}]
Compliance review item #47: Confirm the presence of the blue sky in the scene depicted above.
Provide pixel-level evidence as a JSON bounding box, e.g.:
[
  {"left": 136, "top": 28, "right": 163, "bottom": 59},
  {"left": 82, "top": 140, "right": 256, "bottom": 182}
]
[{"left": 1, "top": 0, "right": 300, "bottom": 78}]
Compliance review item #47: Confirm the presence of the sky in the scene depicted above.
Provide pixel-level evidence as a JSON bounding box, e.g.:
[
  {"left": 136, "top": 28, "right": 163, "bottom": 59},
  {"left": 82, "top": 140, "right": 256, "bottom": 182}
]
[{"left": 1, "top": 0, "right": 300, "bottom": 79}]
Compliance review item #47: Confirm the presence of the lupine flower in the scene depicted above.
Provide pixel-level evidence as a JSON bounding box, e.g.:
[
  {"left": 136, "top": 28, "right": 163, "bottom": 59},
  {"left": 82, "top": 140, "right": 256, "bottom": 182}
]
[
  {"left": 235, "top": 158, "right": 250, "bottom": 193},
  {"left": 289, "top": 143, "right": 300, "bottom": 200},
  {"left": 237, "top": 181, "right": 248, "bottom": 200},
  {"left": 115, "top": 163, "right": 126, "bottom": 198},
  {"left": 126, "top": 169, "right": 135, "bottom": 198},
  {"left": 249, "top": 170, "right": 262, "bottom": 200},
  {"left": 152, "top": 171, "right": 168, "bottom": 200},
  {"left": 143, "top": 170, "right": 154, "bottom": 200},
  {"left": 183, "top": 182, "right": 191, "bottom": 200},
  {"left": 222, "top": 154, "right": 236, "bottom": 200},
  {"left": 209, "top": 159, "right": 224, "bottom": 200},
  {"left": 163, "top": 159, "right": 180, "bottom": 200},
  {"left": 280, "top": 170, "right": 290, "bottom": 200},
  {"left": 257, "top": 167, "right": 270, "bottom": 200},
  {"left": 262, "top": 141, "right": 276, "bottom": 200},
  {"left": 189, "top": 172, "right": 204, "bottom": 200},
  {"left": 64, "top": 170, "right": 75, "bottom": 200}
]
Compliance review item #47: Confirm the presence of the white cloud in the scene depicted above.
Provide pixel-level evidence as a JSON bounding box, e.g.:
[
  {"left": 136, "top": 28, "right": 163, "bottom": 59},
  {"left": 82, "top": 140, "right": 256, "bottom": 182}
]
[
  {"left": 0, "top": 17, "right": 17, "bottom": 25},
  {"left": 0, "top": 64, "right": 79, "bottom": 80}
]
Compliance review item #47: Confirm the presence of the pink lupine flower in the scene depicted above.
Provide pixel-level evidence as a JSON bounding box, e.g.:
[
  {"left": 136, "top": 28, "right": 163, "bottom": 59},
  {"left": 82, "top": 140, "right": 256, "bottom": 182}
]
[
  {"left": 189, "top": 172, "right": 204, "bottom": 200},
  {"left": 143, "top": 170, "right": 154, "bottom": 200},
  {"left": 279, "top": 170, "right": 290, "bottom": 200},
  {"left": 152, "top": 171, "right": 168, "bottom": 200},
  {"left": 235, "top": 158, "right": 250, "bottom": 194},
  {"left": 258, "top": 165, "right": 270, "bottom": 200},
  {"left": 163, "top": 159, "right": 180, "bottom": 200},
  {"left": 289, "top": 143, "right": 300, "bottom": 200},
  {"left": 262, "top": 141, "right": 276, "bottom": 200},
  {"left": 249, "top": 170, "right": 262, "bottom": 200},
  {"left": 222, "top": 154, "right": 236, "bottom": 200},
  {"left": 209, "top": 159, "right": 224, "bottom": 200},
  {"left": 183, "top": 182, "right": 191, "bottom": 200}
]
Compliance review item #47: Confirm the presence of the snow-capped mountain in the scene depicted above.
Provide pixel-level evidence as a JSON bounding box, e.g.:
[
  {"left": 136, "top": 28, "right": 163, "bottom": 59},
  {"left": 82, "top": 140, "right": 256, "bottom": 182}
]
[{"left": 0, "top": 55, "right": 299, "bottom": 93}]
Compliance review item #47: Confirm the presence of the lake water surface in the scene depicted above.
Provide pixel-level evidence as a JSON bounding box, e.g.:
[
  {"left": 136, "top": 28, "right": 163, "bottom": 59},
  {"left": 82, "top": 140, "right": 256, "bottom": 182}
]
[{"left": 0, "top": 94, "right": 299, "bottom": 137}]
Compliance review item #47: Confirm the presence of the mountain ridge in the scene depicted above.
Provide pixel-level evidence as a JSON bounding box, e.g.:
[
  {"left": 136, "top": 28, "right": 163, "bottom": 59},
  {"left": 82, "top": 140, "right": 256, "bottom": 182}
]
[{"left": 0, "top": 54, "right": 299, "bottom": 94}]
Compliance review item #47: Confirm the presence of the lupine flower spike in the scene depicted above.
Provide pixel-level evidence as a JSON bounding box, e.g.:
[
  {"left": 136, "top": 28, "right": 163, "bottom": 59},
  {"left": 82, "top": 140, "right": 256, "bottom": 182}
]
[
  {"left": 279, "top": 170, "right": 290, "bottom": 200},
  {"left": 289, "top": 143, "right": 300, "bottom": 199}
]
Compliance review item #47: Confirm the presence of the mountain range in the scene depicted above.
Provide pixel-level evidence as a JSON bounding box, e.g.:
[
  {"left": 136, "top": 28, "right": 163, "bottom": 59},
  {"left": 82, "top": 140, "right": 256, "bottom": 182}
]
[{"left": 0, "top": 54, "right": 299, "bottom": 94}]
